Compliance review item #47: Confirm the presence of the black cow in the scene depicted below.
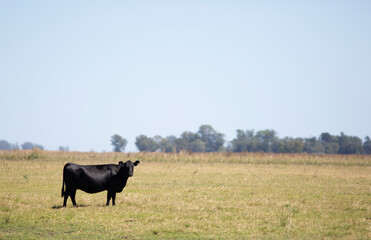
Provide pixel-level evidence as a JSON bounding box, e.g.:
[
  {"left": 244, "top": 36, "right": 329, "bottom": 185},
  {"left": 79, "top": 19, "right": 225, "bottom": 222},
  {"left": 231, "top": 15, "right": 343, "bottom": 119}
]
[{"left": 61, "top": 160, "right": 140, "bottom": 207}]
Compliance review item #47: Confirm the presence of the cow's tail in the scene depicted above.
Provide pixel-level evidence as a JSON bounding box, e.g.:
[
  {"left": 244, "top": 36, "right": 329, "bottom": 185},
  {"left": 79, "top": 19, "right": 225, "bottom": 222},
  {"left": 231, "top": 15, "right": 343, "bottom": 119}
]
[{"left": 61, "top": 166, "right": 65, "bottom": 197}]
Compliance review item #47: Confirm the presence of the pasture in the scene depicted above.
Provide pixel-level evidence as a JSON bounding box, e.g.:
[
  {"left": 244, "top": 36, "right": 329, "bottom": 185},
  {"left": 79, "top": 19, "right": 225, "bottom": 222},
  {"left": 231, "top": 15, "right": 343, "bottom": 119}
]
[{"left": 0, "top": 150, "right": 370, "bottom": 239}]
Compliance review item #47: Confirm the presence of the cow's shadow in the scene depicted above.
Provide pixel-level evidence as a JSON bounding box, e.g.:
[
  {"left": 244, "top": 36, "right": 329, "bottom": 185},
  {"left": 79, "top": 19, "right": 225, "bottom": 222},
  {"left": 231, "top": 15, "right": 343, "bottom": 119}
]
[
  {"left": 51, "top": 204, "right": 93, "bottom": 209},
  {"left": 52, "top": 205, "right": 63, "bottom": 209},
  {"left": 51, "top": 203, "right": 116, "bottom": 209}
]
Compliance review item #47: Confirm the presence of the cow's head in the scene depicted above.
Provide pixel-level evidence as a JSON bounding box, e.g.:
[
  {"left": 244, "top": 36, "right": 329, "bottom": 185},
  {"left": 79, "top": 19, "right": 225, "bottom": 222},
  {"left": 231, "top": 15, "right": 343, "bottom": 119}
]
[{"left": 119, "top": 160, "right": 140, "bottom": 177}]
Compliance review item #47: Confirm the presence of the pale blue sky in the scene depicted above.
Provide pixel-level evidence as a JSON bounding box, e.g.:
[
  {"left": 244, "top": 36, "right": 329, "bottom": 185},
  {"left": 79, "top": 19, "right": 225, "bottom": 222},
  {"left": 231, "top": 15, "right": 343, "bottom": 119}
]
[{"left": 1, "top": 1, "right": 370, "bottom": 152}]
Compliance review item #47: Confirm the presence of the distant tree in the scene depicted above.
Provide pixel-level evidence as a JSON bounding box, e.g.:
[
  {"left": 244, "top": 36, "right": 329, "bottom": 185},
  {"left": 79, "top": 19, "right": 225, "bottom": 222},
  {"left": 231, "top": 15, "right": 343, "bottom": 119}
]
[
  {"left": 324, "top": 142, "right": 340, "bottom": 154},
  {"left": 135, "top": 135, "right": 157, "bottom": 152},
  {"left": 190, "top": 139, "right": 206, "bottom": 152},
  {"left": 173, "top": 138, "right": 186, "bottom": 152},
  {"left": 319, "top": 132, "right": 339, "bottom": 154},
  {"left": 319, "top": 133, "right": 333, "bottom": 143},
  {"left": 255, "top": 130, "right": 279, "bottom": 152},
  {"left": 153, "top": 135, "right": 163, "bottom": 152},
  {"left": 0, "top": 140, "right": 32, "bottom": 150},
  {"left": 314, "top": 141, "right": 325, "bottom": 153},
  {"left": 159, "top": 138, "right": 176, "bottom": 153},
  {"left": 180, "top": 131, "right": 200, "bottom": 152},
  {"left": 244, "top": 130, "right": 258, "bottom": 152},
  {"left": 21, "top": 142, "right": 34, "bottom": 150},
  {"left": 35, "top": 144, "right": 44, "bottom": 150},
  {"left": 164, "top": 136, "right": 177, "bottom": 152},
  {"left": 363, "top": 136, "right": 371, "bottom": 154},
  {"left": 230, "top": 129, "right": 264, "bottom": 152},
  {"left": 349, "top": 136, "right": 364, "bottom": 154},
  {"left": 175, "top": 137, "right": 188, "bottom": 152},
  {"left": 12, "top": 143, "right": 20, "bottom": 150},
  {"left": 20, "top": 142, "right": 44, "bottom": 150},
  {"left": 166, "top": 135, "right": 177, "bottom": 146},
  {"left": 337, "top": 132, "right": 363, "bottom": 154},
  {"left": 303, "top": 137, "right": 317, "bottom": 153},
  {"left": 198, "top": 125, "right": 225, "bottom": 152},
  {"left": 59, "top": 146, "right": 69, "bottom": 151},
  {"left": 154, "top": 135, "right": 175, "bottom": 152},
  {"left": 111, "top": 134, "right": 127, "bottom": 152},
  {"left": 0, "top": 140, "right": 12, "bottom": 150},
  {"left": 292, "top": 138, "right": 304, "bottom": 153},
  {"left": 230, "top": 130, "right": 248, "bottom": 152},
  {"left": 280, "top": 137, "right": 304, "bottom": 153}
]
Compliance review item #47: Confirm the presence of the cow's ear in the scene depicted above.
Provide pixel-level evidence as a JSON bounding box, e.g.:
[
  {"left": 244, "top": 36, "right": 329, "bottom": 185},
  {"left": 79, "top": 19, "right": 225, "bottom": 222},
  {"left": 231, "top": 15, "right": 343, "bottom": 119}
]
[
  {"left": 134, "top": 160, "right": 140, "bottom": 166},
  {"left": 118, "top": 161, "right": 124, "bottom": 166}
]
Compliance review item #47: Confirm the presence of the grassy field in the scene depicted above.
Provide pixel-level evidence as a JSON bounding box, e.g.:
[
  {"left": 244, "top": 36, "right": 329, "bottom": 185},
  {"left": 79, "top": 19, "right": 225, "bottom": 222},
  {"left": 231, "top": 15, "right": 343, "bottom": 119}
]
[{"left": 0, "top": 150, "right": 370, "bottom": 239}]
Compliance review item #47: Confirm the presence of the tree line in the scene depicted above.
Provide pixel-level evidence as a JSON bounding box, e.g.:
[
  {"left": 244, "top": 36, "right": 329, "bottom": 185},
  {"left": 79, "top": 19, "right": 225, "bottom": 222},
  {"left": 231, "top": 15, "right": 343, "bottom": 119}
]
[
  {"left": 230, "top": 129, "right": 371, "bottom": 154},
  {"left": 1, "top": 124, "right": 370, "bottom": 154},
  {"left": 0, "top": 140, "right": 44, "bottom": 151},
  {"left": 111, "top": 125, "right": 371, "bottom": 155}
]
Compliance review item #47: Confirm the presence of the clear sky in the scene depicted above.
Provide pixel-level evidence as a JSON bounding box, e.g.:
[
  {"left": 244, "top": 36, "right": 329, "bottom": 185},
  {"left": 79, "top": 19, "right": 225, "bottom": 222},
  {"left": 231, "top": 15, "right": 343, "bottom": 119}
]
[{"left": 1, "top": 1, "right": 370, "bottom": 152}]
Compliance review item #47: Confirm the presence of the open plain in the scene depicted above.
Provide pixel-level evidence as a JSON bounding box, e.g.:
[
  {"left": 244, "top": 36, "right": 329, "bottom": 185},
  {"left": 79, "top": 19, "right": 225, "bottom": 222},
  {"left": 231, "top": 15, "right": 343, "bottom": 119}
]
[{"left": 0, "top": 150, "right": 370, "bottom": 239}]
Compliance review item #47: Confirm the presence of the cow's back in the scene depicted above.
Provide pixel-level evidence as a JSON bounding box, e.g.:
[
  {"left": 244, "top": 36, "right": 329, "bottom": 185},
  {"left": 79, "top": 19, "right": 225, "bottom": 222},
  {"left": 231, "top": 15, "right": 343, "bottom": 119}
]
[{"left": 63, "top": 163, "right": 118, "bottom": 194}]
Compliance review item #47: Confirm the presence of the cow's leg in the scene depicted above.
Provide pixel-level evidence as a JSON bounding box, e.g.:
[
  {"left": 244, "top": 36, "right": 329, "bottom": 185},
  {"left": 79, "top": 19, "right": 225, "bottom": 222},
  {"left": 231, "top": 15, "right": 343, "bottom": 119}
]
[
  {"left": 70, "top": 189, "right": 77, "bottom": 207},
  {"left": 112, "top": 192, "right": 116, "bottom": 206},
  {"left": 106, "top": 191, "right": 112, "bottom": 206},
  {"left": 63, "top": 192, "right": 69, "bottom": 207}
]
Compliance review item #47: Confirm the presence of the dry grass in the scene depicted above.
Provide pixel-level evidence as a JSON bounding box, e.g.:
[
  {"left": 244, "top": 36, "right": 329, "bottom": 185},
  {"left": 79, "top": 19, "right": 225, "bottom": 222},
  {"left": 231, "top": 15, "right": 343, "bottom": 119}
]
[
  {"left": 0, "top": 151, "right": 370, "bottom": 239},
  {"left": 1, "top": 149, "right": 370, "bottom": 166}
]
